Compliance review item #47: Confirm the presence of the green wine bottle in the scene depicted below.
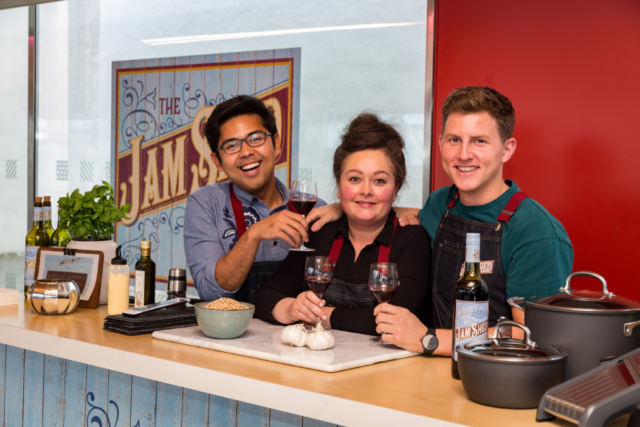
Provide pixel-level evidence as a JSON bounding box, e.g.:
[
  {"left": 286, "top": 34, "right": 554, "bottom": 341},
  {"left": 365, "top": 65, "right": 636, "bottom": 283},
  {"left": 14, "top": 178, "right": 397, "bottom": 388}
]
[
  {"left": 25, "top": 197, "right": 50, "bottom": 297},
  {"left": 50, "top": 207, "right": 71, "bottom": 248},
  {"left": 42, "top": 196, "right": 54, "bottom": 238},
  {"left": 134, "top": 240, "right": 156, "bottom": 307}
]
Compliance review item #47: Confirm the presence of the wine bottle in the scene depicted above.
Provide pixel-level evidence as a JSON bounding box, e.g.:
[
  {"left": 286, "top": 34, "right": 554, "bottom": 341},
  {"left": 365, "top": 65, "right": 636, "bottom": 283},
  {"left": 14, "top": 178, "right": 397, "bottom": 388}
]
[
  {"left": 42, "top": 196, "right": 54, "bottom": 238},
  {"left": 451, "top": 233, "right": 489, "bottom": 380},
  {"left": 24, "top": 197, "right": 50, "bottom": 297},
  {"left": 134, "top": 240, "right": 156, "bottom": 307},
  {"left": 50, "top": 206, "right": 71, "bottom": 248}
]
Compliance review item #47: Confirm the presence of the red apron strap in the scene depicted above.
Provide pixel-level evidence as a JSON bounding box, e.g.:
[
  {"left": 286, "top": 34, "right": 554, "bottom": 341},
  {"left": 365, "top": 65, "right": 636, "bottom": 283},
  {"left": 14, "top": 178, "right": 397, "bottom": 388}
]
[
  {"left": 377, "top": 216, "right": 398, "bottom": 263},
  {"left": 496, "top": 192, "right": 529, "bottom": 223},
  {"left": 448, "top": 190, "right": 460, "bottom": 209},
  {"left": 229, "top": 184, "right": 247, "bottom": 239},
  {"left": 287, "top": 201, "right": 297, "bottom": 213},
  {"left": 328, "top": 233, "right": 344, "bottom": 264}
]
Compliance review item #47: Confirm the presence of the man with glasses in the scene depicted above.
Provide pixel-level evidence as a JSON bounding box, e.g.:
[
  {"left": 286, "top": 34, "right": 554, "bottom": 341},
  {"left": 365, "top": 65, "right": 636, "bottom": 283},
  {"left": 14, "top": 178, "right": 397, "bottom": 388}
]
[{"left": 184, "top": 95, "right": 325, "bottom": 302}]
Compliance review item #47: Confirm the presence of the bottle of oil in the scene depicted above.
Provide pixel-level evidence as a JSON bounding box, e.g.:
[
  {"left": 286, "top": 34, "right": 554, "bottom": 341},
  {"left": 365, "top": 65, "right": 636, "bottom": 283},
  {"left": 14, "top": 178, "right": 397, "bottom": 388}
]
[
  {"left": 24, "top": 197, "right": 50, "bottom": 297},
  {"left": 50, "top": 205, "right": 71, "bottom": 248},
  {"left": 134, "top": 240, "right": 156, "bottom": 307},
  {"left": 42, "top": 196, "right": 54, "bottom": 238},
  {"left": 451, "top": 233, "right": 489, "bottom": 379}
]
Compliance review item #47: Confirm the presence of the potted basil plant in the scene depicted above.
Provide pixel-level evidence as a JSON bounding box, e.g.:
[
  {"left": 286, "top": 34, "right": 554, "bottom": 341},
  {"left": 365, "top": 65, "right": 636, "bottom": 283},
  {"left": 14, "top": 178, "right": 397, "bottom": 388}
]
[{"left": 60, "top": 181, "right": 131, "bottom": 305}]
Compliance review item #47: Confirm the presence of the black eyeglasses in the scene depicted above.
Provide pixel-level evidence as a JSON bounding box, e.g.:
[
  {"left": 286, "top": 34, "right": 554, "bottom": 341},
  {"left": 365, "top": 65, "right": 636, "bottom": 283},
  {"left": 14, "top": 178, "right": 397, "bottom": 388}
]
[{"left": 217, "top": 132, "right": 272, "bottom": 155}]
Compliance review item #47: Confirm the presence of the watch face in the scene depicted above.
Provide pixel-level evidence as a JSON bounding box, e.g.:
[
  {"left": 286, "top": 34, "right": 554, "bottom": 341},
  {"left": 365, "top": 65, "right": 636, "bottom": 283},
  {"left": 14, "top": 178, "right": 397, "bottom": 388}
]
[{"left": 423, "top": 334, "right": 438, "bottom": 352}]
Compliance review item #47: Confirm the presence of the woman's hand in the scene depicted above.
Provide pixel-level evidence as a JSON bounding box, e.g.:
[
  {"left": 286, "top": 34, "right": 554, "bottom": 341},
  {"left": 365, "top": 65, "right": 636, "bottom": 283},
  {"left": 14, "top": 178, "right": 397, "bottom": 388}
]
[
  {"left": 374, "top": 303, "right": 428, "bottom": 353},
  {"left": 274, "top": 291, "right": 327, "bottom": 324},
  {"left": 307, "top": 203, "right": 344, "bottom": 232}
]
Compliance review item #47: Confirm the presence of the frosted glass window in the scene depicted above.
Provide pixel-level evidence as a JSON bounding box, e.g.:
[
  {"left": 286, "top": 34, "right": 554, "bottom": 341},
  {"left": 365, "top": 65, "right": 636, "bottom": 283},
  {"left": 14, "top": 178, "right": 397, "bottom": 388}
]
[{"left": 0, "top": 7, "right": 29, "bottom": 291}]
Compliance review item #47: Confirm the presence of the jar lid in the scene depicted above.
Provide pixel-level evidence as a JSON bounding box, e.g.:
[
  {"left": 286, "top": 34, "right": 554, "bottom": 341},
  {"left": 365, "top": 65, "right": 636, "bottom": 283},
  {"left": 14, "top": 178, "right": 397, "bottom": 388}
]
[
  {"left": 524, "top": 272, "right": 640, "bottom": 313},
  {"left": 111, "top": 245, "right": 127, "bottom": 265},
  {"left": 457, "top": 320, "right": 567, "bottom": 363}
]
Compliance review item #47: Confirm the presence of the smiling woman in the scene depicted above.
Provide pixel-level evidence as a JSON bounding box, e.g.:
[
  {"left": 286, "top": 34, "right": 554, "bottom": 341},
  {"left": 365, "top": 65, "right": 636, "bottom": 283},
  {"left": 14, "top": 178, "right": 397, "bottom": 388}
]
[{"left": 253, "top": 113, "right": 431, "bottom": 336}]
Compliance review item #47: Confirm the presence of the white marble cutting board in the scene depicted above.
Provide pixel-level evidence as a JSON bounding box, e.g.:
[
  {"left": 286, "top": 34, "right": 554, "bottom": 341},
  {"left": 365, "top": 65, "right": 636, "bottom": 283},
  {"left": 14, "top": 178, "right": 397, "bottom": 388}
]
[{"left": 152, "top": 319, "right": 419, "bottom": 372}]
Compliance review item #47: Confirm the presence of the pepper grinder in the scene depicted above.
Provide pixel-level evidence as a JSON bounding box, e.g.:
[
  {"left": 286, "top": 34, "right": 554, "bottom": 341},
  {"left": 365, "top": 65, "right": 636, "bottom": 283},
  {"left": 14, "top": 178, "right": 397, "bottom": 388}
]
[{"left": 167, "top": 268, "right": 186, "bottom": 300}]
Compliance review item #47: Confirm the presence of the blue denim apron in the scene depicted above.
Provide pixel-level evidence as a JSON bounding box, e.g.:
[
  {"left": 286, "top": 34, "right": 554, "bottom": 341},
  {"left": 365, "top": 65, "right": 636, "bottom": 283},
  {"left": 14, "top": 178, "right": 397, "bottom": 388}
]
[
  {"left": 431, "top": 189, "right": 529, "bottom": 329},
  {"left": 230, "top": 184, "right": 297, "bottom": 304},
  {"left": 322, "top": 217, "right": 397, "bottom": 309}
]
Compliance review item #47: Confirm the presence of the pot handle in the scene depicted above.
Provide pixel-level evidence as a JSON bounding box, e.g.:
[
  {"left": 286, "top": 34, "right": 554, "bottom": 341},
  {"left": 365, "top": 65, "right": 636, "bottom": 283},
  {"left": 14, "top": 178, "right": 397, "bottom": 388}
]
[
  {"left": 507, "top": 296, "right": 525, "bottom": 313},
  {"left": 490, "top": 319, "right": 537, "bottom": 347},
  {"left": 563, "top": 271, "right": 614, "bottom": 298},
  {"left": 624, "top": 320, "right": 640, "bottom": 337}
]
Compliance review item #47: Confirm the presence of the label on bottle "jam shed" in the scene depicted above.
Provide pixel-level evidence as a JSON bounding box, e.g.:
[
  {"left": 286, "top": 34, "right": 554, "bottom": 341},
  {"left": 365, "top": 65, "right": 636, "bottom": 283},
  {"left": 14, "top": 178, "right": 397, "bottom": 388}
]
[{"left": 452, "top": 300, "right": 489, "bottom": 361}]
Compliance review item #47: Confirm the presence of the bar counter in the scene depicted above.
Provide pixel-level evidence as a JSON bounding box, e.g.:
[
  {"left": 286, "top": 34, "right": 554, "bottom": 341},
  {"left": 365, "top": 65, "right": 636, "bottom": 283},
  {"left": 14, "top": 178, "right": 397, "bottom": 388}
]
[{"left": 0, "top": 300, "right": 629, "bottom": 427}]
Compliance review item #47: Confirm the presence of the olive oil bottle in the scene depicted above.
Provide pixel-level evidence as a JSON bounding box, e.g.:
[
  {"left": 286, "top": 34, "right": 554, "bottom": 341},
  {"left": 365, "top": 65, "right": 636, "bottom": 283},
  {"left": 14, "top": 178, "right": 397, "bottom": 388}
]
[
  {"left": 42, "top": 196, "right": 54, "bottom": 238},
  {"left": 452, "top": 233, "right": 489, "bottom": 380},
  {"left": 134, "top": 240, "right": 156, "bottom": 307},
  {"left": 50, "top": 206, "right": 71, "bottom": 248},
  {"left": 25, "top": 197, "right": 50, "bottom": 297}
]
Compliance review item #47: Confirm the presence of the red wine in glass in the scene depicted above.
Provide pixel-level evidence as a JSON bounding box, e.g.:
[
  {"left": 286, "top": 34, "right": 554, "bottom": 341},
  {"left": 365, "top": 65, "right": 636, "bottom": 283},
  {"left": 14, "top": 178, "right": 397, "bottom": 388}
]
[
  {"left": 291, "top": 199, "right": 317, "bottom": 216},
  {"left": 290, "top": 181, "right": 317, "bottom": 252},
  {"left": 305, "top": 256, "right": 333, "bottom": 329},
  {"left": 371, "top": 285, "right": 396, "bottom": 304}
]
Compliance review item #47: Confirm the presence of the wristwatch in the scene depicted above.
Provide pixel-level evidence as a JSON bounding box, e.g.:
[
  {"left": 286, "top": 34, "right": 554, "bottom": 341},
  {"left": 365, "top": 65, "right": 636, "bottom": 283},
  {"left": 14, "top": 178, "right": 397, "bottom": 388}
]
[{"left": 421, "top": 327, "right": 438, "bottom": 356}]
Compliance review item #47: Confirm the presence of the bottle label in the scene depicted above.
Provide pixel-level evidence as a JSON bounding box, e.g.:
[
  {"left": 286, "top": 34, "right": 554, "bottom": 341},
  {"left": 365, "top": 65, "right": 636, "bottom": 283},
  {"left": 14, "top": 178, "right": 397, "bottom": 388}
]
[
  {"left": 452, "top": 300, "right": 489, "bottom": 361},
  {"left": 33, "top": 207, "right": 43, "bottom": 222},
  {"left": 24, "top": 246, "right": 39, "bottom": 288},
  {"left": 43, "top": 206, "right": 51, "bottom": 220},
  {"left": 134, "top": 270, "right": 145, "bottom": 307},
  {"left": 465, "top": 243, "right": 480, "bottom": 264}
]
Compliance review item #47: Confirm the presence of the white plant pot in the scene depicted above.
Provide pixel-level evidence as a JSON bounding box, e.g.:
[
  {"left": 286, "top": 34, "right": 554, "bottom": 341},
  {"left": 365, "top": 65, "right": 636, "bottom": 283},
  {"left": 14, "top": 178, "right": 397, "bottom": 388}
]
[{"left": 67, "top": 239, "right": 117, "bottom": 305}]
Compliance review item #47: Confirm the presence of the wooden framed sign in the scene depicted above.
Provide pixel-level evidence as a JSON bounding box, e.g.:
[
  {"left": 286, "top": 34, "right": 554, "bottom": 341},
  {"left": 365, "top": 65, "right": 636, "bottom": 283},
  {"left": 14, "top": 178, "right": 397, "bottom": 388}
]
[{"left": 34, "top": 248, "right": 104, "bottom": 309}]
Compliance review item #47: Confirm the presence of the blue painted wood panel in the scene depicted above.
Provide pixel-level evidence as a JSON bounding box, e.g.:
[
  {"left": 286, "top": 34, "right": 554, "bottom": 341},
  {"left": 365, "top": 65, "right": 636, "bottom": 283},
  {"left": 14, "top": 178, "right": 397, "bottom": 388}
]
[
  {"left": 23, "top": 350, "right": 44, "bottom": 427},
  {"left": 43, "top": 355, "right": 65, "bottom": 427},
  {"left": 182, "top": 388, "right": 208, "bottom": 426},
  {"left": 108, "top": 371, "right": 132, "bottom": 427},
  {"left": 302, "top": 418, "right": 338, "bottom": 427},
  {"left": 156, "top": 382, "right": 182, "bottom": 427},
  {"left": 5, "top": 346, "right": 24, "bottom": 427},
  {"left": 270, "top": 409, "right": 302, "bottom": 427},
  {"left": 131, "top": 376, "right": 157, "bottom": 427},
  {"left": 0, "top": 347, "right": 343, "bottom": 427},
  {"left": 63, "top": 360, "right": 87, "bottom": 427},
  {"left": 237, "top": 401, "right": 269, "bottom": 427},
  {"left": 208, "top": 396, "right": 236, "bottom": 427},
  {"left": 0, "top": 344, "right": 6, "bottom": 425}
]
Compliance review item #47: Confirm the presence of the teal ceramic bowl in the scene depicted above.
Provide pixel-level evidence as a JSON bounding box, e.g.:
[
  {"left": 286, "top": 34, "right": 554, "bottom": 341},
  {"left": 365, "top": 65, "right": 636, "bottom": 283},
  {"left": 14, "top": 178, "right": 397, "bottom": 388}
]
[{"left": 194, "top": 302, "right": 255, "bottom": 339}]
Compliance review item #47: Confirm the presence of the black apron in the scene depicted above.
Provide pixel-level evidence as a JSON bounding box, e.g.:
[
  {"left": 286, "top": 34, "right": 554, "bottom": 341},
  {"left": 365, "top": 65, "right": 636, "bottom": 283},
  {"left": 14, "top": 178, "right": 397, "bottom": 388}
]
[
  {"left": 229, "top": 184, "right": 297, "bottom": 304},
  {"left": 322, "top": 217, "right": 397, "bottom": 308},
  {"left": 431, "top": 189, "right": 528, "bottom": 329}
]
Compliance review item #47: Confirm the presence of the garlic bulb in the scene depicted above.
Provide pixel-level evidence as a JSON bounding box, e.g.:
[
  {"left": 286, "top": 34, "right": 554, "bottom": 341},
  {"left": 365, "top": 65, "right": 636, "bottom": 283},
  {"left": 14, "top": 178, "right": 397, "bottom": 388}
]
[
  {"left": 306, "top": 323, "right": 335, "bottom": 351},
  {"left": 281, "top": 323, "right": 307, "bottom": 347}
]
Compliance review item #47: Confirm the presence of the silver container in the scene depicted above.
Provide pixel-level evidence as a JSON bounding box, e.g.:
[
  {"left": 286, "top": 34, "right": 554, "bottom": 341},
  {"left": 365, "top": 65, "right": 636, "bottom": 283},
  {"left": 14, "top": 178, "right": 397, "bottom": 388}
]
[
  {"left": 27, "top": 279, "right": 80, "bottom": 315},
  {"left": 167, "top": 268, "right": 187, "bottom": 299}
]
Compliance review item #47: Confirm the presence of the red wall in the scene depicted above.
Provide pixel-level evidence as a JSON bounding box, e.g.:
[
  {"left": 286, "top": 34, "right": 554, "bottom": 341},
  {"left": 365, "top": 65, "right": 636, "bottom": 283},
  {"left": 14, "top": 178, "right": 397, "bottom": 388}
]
[{"left": 432, "top": 1, "right": 640, "bottom": 298}]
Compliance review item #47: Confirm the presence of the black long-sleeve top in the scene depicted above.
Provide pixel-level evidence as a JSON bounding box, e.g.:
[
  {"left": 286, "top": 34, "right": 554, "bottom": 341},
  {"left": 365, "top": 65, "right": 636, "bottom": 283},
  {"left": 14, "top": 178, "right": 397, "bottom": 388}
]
[{"left": 253, "top": 210, "right": 432, "bottom": 335}]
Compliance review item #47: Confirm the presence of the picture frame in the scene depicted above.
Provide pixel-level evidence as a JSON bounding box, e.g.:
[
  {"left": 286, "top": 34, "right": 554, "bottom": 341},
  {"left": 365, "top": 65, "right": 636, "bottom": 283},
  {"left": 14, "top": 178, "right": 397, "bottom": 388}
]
[{"left": 34, "top": 247, "right": 104, "bottom": 309}]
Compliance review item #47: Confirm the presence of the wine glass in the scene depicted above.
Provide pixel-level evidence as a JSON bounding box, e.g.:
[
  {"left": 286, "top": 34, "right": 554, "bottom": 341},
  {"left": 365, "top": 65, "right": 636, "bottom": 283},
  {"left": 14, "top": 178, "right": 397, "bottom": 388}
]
[
  {"left": 305, "top": 256, "right": 333, "bottom": 328},
  {"left": 289, "top": 181, "right": 317, "bottom": 252},
  {"left": 369, "top": 262, "right": 400, "bottom": 344}
]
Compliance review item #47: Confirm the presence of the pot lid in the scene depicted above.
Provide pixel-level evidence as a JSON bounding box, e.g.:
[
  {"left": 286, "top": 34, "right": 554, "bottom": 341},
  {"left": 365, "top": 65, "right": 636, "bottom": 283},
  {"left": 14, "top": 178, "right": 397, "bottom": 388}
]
[
  {"left": 524, "top": 272, "right": 640, "bottom": 313},
  {"left": 457, "top": 320, "right": 567, "bottom": 363}
]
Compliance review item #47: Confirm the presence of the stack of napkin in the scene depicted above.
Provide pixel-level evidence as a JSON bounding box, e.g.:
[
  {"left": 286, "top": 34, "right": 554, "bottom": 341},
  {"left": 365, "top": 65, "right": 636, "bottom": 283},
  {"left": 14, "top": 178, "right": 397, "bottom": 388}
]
[{"left": 103, "top": 305, "right": 198, "bottom": 336}]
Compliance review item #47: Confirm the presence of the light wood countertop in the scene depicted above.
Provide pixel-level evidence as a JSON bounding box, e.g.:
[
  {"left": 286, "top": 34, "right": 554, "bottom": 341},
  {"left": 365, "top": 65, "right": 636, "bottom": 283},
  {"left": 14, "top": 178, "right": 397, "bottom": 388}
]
[{"left": 0, "top": 301, "right": 629, "bottom": 427}]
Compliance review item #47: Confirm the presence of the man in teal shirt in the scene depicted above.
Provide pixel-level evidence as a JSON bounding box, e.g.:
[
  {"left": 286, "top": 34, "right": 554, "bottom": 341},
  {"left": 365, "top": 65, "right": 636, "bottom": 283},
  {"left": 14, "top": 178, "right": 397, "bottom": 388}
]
[{"left": 309, "top": 86, "right": 573, "bottom": 356}]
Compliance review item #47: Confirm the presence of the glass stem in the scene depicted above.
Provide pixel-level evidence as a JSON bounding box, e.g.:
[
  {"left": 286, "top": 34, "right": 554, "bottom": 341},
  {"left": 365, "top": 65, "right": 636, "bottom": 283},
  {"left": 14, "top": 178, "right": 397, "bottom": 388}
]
[{"left": 299, "top": 215, "right": 306, "bottom": 249}]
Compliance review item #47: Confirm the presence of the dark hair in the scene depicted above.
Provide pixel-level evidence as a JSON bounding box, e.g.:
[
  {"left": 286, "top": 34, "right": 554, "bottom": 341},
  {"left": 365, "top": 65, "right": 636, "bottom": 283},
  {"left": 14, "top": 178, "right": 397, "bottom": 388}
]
[
  {"left": 333, "top": 113, "right": 406, "bottom": 191},
  {"left": 204, "top": 95, "right": 278, "bottom": 157},
  {"left": 442, "top": 86, "right": 515, "bottom": 142}
]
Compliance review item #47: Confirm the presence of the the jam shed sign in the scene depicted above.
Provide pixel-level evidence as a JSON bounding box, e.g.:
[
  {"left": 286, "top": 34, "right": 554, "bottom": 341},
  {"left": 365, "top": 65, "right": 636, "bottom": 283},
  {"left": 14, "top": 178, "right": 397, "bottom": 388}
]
[{"left": 111, "top": 49, "right": 301, "bottom": 290}]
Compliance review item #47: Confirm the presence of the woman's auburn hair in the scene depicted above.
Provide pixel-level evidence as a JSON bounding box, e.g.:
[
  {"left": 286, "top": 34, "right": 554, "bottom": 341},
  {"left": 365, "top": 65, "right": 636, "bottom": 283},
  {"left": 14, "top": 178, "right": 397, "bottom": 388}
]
[{"left": 333, "top": 113, "right": 406, "bottom": 192}]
